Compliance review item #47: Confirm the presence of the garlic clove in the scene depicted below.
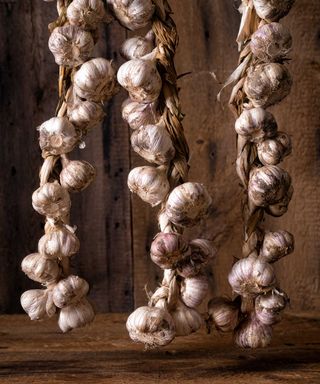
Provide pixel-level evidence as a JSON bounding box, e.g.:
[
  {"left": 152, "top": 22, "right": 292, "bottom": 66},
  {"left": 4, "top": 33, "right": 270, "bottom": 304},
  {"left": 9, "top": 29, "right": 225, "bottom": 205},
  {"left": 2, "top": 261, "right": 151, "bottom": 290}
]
[
  {"left": 260, "top": 230, "right": 294, "bottom": 263},
  {"left": 234, "top": 314, "right": 273, "bottom": 348},
  {"left": 120, "top": 30, "right": 154, "bottom": 60},
  {"left": 67, "top": 0, "right": 107, "bottom": 29},
  {"left": 127, "top": 165, "right": 170, "bottom": 206},
  {"left": 126, "top": 306, "right": 175, "bottom": 347},
  {"left": 21, "top": 253, "right": 60, "bottom": 284},
  {"left": 60, "top": 160, "right": 96, "bottom": 193},
  {"left": 121, "top": 98, "right": 159, "bottom": 130},
  {"left": 67, "top": 100, "right": 105, "bottom": 133},
  {"left": 252, "top": 0, "right": 295, "bottom": 22},
  {"left": 20, "top": 289, "right": 48, "bottom": 321},
  {"left": 257, "top": 131, "right": 292, "bottom": 165},
  {"left": 207, "top": 297, "right": 240, "bottom": 332},
  {"left": 180, "top": 274, "right": 209, "bottom": 308},
  {"left": 165, "top": 182, "right": 212, "bottom": 227},
  {"left": 58, "top": 298, "right": 95, "bottom": 332},
  {"left": 53, "top": 275, "right": 89, "bottom": 308},
  {"left": 170, "top": 302, "right": 203, "bottom": 336},
  {"left": 255, "top": 289, "right": 289, "bottom": 325}
]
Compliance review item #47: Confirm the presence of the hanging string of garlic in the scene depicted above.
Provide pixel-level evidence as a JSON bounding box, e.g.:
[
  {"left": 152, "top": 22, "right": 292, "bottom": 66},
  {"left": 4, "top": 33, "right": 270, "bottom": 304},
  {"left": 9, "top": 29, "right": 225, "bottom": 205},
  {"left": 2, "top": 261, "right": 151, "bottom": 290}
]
[
  {"left": 20, "top": 0, "right": 118, "bottom": 332},
  {"left": 107, "top": 0, "right": 215, "bottom": 348},
  {"left": 208, "top": 0, "right": 295, "bottom": 348}
]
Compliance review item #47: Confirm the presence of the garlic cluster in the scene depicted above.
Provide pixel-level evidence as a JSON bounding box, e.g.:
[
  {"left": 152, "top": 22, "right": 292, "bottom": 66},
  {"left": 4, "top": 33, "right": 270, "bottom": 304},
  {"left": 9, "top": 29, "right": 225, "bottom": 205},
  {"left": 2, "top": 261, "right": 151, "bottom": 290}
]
[{"left": 67, "top": 0, "right": 107, "bottom": 29}]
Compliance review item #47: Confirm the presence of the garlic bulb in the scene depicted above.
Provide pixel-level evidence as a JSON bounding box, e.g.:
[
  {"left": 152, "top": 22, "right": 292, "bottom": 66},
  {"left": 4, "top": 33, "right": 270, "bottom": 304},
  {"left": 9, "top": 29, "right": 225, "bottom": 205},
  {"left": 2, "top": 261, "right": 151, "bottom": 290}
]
[
  {"left": 127, "top": 166, "right": 170, "bottom": 206},
  {"left": 257, "top": 132, "right": 292, "bottom": 165},
  {"left": 117, "top": 59, "right": 162, "bottom": 103},
  {"left": 165, "top": 183, "right": 212, "bottom": 227},
  {"left": 53, "top": 275, "right": 89, "bottom": 308},
  {"left": 180, "top": 274, "right": 209, "bottom": 308},
  {"left": 131, "top": 124, "right": 175, "bottom": 165},
  {"left": 251, "top": 22, "right": 292, "bottom": 62},
  {"left": 20, "top": 289, "right": 49, "bottom": 321},
  {"left": 150, "top": 232, "right": 189, "bottom": 269},
  {"left": 38, "top": 224, "right": 80, "bottom": 259},
  {"left": 189, "top": 239, "right": 216, "bottom": 264},
  {"left": 67, "top": 0, "right": 106, "bottom": 28},
  {"left": 235, "top": 107, "right": 278, "bottom": 143},
  {"left": 207, "top": 297, "right": 240, "bottom": 332},
  {"left": 126, "top": 306, "right": 175, "bottom": 347},
  {"left": 107, "top": 0, "right": 155, "bottom": 30},
  {"left": 234, "top": 314, "right": 273, "bottom": 348},
  {"left": 253, "top": 0, "right": 295, "bottom": 22},
  {"left": 60, "top": 160, "right": 96, "bottom": 193},
  {"left": 122, "top": 98, "right": 159, "bottom": 130},
  {"left": 255, "top": 290, "right": 288, "bottom": 325},
  {"left": 248, "top": 165, "right": 291, "bottom": 207},
  {"left": 228, "top": 254, "right": 276, "bottom": 296},
  {"left": 38, "top": 117, "right": 79, "bottom": 156},
  {"left": 120, "top": 30, "right": 154, "bottom": 60},
  {"left": 171, "top": 302, "right": 203, "bottom": 336},
  {"left": 260, "top": 230, "right": 294, "bottom": 263},
  {"left": 244, "top": 63, "right": 292, "bottom": 108},
  {"left": 266, "top": 184, "right": 293, "bottom": 217},
  {"left": 67, "top": 100, "right": 105, "bottom": 132},
  {"left": 48, "top": 25, "right": 94, "bottom": 67},
  {"left": 32, "top": 181, "right": 71, "bottom": 218},
  {"left": 21, "top": 253, "right": 60, "bottom": 284},
  {"left": 58, "top": 298, "right": 95, "bottom": 332},
  {"left": 73, "top": 58, "right": 118, "bottom": 102}
]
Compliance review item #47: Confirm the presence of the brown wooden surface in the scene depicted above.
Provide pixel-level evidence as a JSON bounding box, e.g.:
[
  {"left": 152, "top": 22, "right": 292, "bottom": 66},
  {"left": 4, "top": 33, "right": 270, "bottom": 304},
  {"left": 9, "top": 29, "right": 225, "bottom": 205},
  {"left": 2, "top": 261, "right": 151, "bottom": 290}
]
[
  {"left": 0, "top": 0, "right": 319, "bottom": 313},
  {"left": 0, "top": 313, "right": 319, "bottom": 383}
]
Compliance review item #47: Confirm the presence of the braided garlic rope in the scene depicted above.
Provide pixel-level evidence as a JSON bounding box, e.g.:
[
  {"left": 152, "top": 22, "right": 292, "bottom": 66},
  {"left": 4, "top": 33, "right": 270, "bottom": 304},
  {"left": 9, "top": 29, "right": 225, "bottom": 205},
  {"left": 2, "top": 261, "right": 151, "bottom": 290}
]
[{"left": 208, "top": 0, "right": 295, "bottom": 348}]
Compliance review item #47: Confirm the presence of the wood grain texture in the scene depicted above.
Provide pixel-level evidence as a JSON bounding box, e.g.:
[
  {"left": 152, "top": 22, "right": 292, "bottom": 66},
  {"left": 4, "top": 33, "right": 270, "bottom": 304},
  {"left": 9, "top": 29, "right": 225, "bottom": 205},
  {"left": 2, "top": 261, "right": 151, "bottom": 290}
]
[{"left": 0, "top": 313, "right": 319, "bottom": 383}]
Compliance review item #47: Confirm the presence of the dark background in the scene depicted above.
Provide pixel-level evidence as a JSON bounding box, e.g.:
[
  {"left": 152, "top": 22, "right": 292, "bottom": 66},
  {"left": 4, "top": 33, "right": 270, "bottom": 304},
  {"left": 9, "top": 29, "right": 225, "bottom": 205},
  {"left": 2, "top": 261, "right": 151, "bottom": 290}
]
[{"left": 0, "top": 0, "right": 319, "bottom": 314}]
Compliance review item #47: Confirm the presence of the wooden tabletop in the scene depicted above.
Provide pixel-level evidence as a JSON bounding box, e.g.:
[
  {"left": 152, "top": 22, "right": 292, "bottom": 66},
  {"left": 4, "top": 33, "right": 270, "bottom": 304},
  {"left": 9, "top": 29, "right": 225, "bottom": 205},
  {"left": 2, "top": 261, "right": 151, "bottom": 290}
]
[{"left": 0, "top": 313, "right": 319, "bottom": 383}]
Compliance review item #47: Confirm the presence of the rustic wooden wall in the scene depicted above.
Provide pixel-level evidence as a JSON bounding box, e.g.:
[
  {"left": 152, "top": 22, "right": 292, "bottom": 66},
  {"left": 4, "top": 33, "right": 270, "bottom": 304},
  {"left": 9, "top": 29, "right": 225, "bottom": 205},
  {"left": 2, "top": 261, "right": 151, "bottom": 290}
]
[{"left": 0, "top": 0, "right": 319, "bottom": 314}]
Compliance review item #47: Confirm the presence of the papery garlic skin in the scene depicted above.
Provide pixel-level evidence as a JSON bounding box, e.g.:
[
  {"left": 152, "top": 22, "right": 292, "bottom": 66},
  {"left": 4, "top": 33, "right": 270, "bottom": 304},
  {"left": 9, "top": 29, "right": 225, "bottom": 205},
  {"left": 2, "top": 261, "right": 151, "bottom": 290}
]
[
  {"left": 60, "top": 160, "right": 96, "bottom": 193},
  {"left": 126, "top": 306, "right": 175, "bottom": 347},
  {"left": 20, "top": 289, "right": 49, "bottom": 321},
  {"left": 257, "top": 132, "right": 292, "bottom": 165},
  {"left": 253, "top": 0, "right": 295, "bottom": 22},
  {"left": 39, "top": 117, "right": 79, "bottom": 156},
  {"left": 251, "top": 22, "right": 292, "bottom": 62},
  {"left": 53, "top": 275, "right": 89, "bottom": 308},
  {"left": 120, "top": 30, "right": 154, "bottom": 60},
  {"left": 171, "top": 302, "right": 203, "bottom": 336},
  {"left": 73, "top": 58, "right": 118, "bottom": 102},
  {"left": 234, "top": 314, "right": 273, "bottom": 348},
  {"left": 165, "top": 183, "right": 212, "bottom": 227},
  {"left": 260, "top": 230, "right": 294, "bottom": 263},
  {"left": 32, "top": 181, "right": 71, "bottom": 218},
  {"left": 255, "top": 290, "right": 288, "bottom": 325},
  {"left": 127, "top": 166, "right": 170, "bottom": 206},
  {"left": 228, "top": 254, "right": 276, "bottom": 297},
  {"left": 117, "top": 59, "right": 162, "bottom": 103},
  {"left": 48, "top": 25, "right": 94, "bottom": 67},
  {"left": 67, "top": 0, "right": 106, "bottom": 28},
  {"left": 207, "top": 297, "right": 240, "bottom": 332},
  {"left": 107, "top": 0, "right": 155, "bottom": 30},
  {"left": 131, "top": 124, "right": 175, "bottom": 165},
  {"left": 58, "top": 298, "right": 95, "bottom": 332},
  {"left": 68, "top": 100, "right": 105, "bottom": 132},
  {"left": 244, "top": 63, "right": 292, "bottom": 108},
  {"left": 21, "top": 253, "right": 60, "bottom": 284},
  {"left": 122, "top": 98, "right": 159, "bottom": 130},
  {"left": 180, "top": 274, "right": 209, "bottom": 308}
]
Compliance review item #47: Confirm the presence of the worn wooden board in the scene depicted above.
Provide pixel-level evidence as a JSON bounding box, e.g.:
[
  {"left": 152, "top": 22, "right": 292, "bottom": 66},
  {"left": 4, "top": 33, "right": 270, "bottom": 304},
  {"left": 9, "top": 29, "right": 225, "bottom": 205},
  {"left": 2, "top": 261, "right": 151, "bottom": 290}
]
[{"left": 0, "top": 313, "right": 319, "bottom": 383}]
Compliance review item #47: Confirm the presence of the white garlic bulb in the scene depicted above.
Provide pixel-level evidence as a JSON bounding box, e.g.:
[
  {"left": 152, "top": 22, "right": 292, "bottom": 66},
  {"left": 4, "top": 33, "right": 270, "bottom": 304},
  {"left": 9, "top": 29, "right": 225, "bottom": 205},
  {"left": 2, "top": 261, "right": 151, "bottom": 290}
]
[
  {"left": 244, "top": 63, "right": 292, "bottom": 108},
  {"left": 228, "top": 254, "right": 276, "bottom": 297},
  {"left": 131, "top": 124, "right": 175, "bottom": 165},
  {"left": 38, "top": 224, "right": 80, "bottom": 259},
  {"left": 253, "top": 0, "right": 295, "bottom": 22},
  {"left": 117, "top": 59, "right": 162, "bottom": 103},
  {"left": 260, "top": 230, "right": 294, "bottom": 263},
  {"left": 20, "top": 289, "right": 49, "bottom": 320},
  {"left": 207, "top": 297, "right": 240, "bottom": 332},
  {"left": 60, "top": 160, "right": 96, "bottom": 193},
  {"left": 127, "top": 165, "right": 170, "bottom": 206},
  {"left": 171, "top": 302, "right": 203, "bottom": 336},
  {"left": 180, "top": 274, "right": 209, "bottom": 308},
  {"left": 122, "top": 98, "right": 159, "bottom": 130},
  {"left": 126, "top": 306, "right": 175, "bottom": 347},
  {"left": 257, "top": 132, "right": 292, "bottom": 165},
  {"left": 248, "top": 165, "right": 291, "bottom": 207},
  {"left": 21, "top": 253, "right": 60, "bottom": 284},
  {"left": 251, "top": 22, "right": 292, "bottom": 62},
  {"left": 235, "top": 107, "right": 278, "bottom": 143},
  {"left": 32, "top": 181, "right": 71, "bottom": 218},
  {"left": 73, "top": 58, "right": 118, "bottom": 102},
  {"left": 67, "top": 0, "right": 107, "bottom": 28},
  {"left": 53, "top": 275, "right": 89, "bottom": 308},
  {"left": 120, "top": 30, "right": 154, "bottom": 60},
  {"left": 38, "top": 117, "right": 79, "bottom": 156},
  {"left": 67, "top": 100, "right": 105, "bottom": 132},
  {"left": 255, "top": 290, "right": 288, "bottom": 325},
  {"left": 48, "top": 25, "right": 94, "bottom": 67},
  {"left": 165, "top": 182, "right": 212, "bottom": 227},
  {"left": 234, "top": 314, "right": 273, "bottom": 348},
  {"left": 58, "top": 298, "right": 95, "bottom": 332},
  {"left": 107, "top": 0, "right": 155, "bottom": 30}
]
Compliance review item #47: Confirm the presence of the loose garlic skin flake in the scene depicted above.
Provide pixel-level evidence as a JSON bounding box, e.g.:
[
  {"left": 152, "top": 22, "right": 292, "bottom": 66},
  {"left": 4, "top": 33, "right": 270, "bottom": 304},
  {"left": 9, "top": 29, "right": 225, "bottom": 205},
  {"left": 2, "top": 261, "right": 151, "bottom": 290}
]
[
  {"left": 21, "top": 253, "right": 60, "bottom": 284},
  {"left": 52, "top": 275, "right": 89, "bottom": 308},
  {"left": 67, "top": 0, "right": 107, "bottom": 28},
  {"left": 48, "top": 25, "right": 94, "bottom": 67},
  {"left": 73, "top": 58, "right": 118, "bottom": 102},
  {"left": 60, "top": 160, "right": 96, "bottom": 193},
  {"left": 122, "top": 98, "right": 159, "bottom": 130},
  {"left": 58, "top": 298, "right": 95, "bottom": 332},
  {"left": 120, "top": 30, "right": 154, "bottom": 60},
  {"left": 253, "top": 0, "right": 295, "bottom": 22}
]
